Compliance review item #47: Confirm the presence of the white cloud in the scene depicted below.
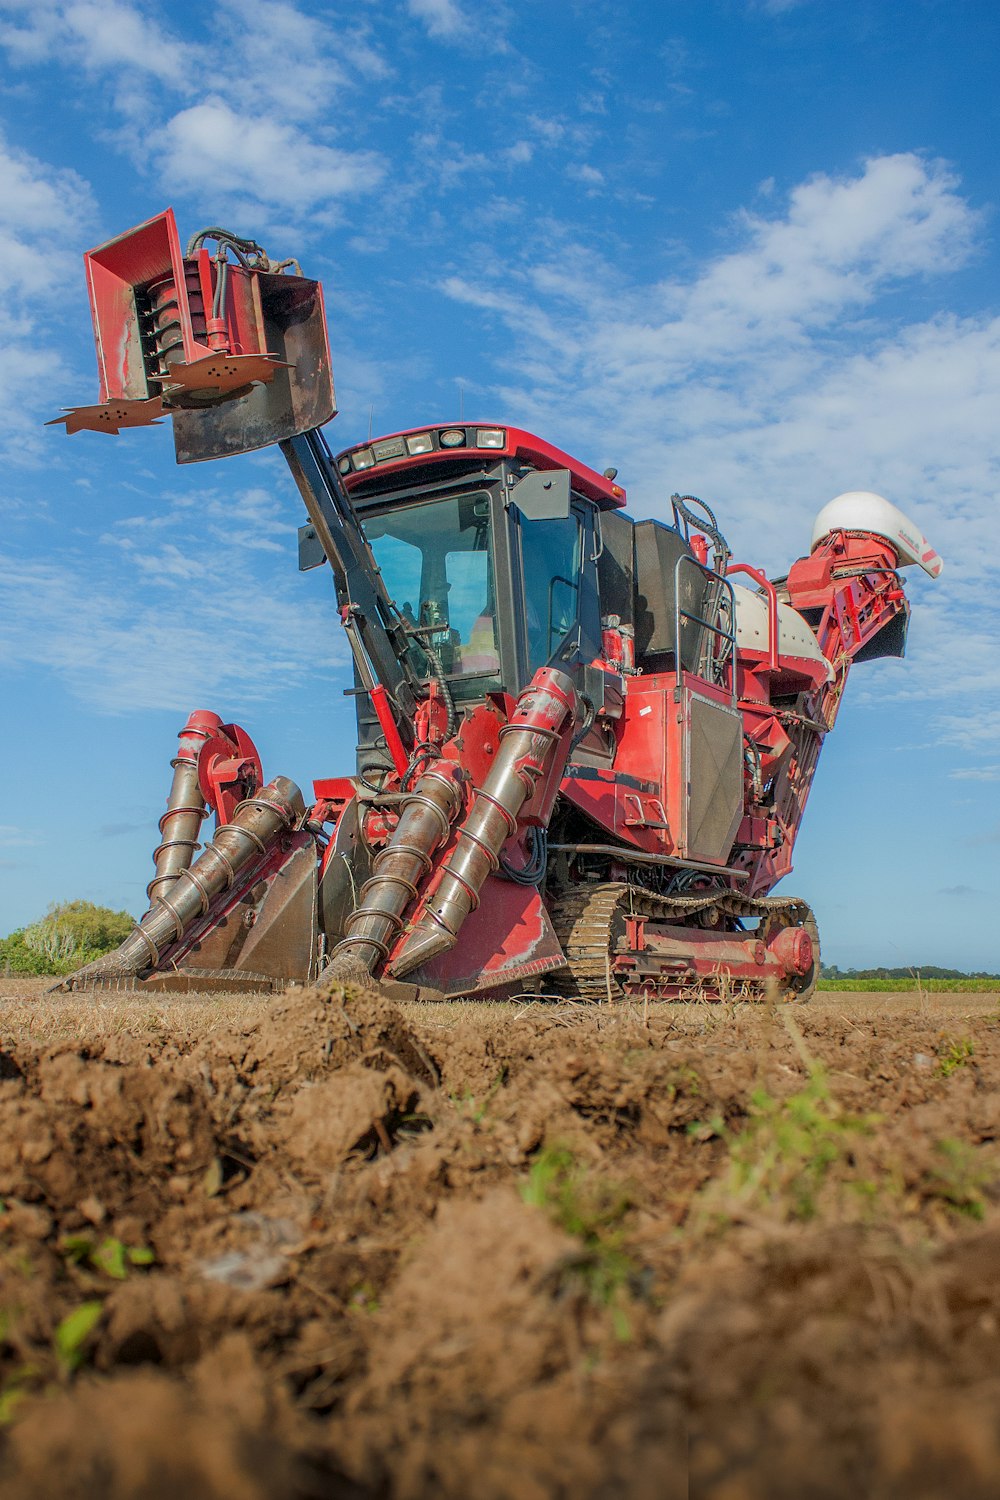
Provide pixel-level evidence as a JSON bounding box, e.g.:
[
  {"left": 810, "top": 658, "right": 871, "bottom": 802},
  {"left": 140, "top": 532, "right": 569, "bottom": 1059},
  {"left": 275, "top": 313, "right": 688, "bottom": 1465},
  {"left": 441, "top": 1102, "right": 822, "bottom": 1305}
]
[
  {"left": 504, "top": 140, "right": 534, "bottom": 166},
  {"left": 214, "top": 0, "right": 390, "bottom": 122},
  {"left": 932, "top": 702, "right": 1000, "bottom": 753},
  {"left": 408, "top": 0, "right": 472, "bottom": 41},
  {"left": 0, "top": 825, "right": 43, "bottom": 848},
  {"left": 527, "top": 114, "right": 567, "bottom": 147},
  {"left": 0, "top": 0, "right": 195, "bottom": 93},
  {"left": 436, "top": 153, "right": 999, "bottom": 774},
  {"left": 0, "top": 0, "right": 392, "bottom": 111},
  {"left": 61, "top": 0, "right": 196, "bottom": 85},
  {"left": 566, "top": 162, "right": 605, "bottom": 189},
  {"left": 155, "top": 98, "right": 385, "bottom": 222},
  {"left": 439, "top": 154, "right": 988, "bottom": 513},
  {"left": 0, "top": 0, "right": 61, "bottom": 62},
  {"left": 0, "top": 133, "right": 96, "bottom": 459},
  {"left": 0, "top": 1, "right": 393, "bottom": 223},
  {"left": 590, "top": 154, "right": 979, "bottom": 380},
  {"left": 0, "top": 525, "right": 347, "bottom": 714},
  {"left": 0, "top": 133, "right": 94, "bottom": 302},
  {"left": 0, "top": 133, "right": 92, "bottom": 240},
  {"left": 0, "top": 343, "right": 72, "bottom": 459}
]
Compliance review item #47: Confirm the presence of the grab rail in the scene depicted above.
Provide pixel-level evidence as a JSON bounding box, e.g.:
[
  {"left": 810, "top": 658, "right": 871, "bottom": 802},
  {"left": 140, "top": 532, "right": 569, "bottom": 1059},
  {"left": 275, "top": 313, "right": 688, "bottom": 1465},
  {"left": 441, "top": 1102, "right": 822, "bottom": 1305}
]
[
  {"left": 673, "top": 554, "right": 737, "bottom": 698},
  {"left": 726, "top": 563, "right": 779, "bottom": 673}
]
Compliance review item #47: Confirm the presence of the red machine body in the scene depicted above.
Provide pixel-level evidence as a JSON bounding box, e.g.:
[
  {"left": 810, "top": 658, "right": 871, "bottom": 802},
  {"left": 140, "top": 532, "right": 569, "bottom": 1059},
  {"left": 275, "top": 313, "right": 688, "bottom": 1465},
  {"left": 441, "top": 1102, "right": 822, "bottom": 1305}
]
[{"left": 53, "top": 211, "right": 941, "bottom": 1002}]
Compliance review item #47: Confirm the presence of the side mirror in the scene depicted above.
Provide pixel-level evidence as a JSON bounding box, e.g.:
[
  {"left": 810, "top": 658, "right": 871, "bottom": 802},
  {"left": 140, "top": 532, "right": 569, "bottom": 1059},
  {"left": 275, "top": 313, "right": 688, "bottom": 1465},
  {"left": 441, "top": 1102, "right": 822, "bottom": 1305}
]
[{"left": 508, "top": 468, "right": 571, "bottom": 521}]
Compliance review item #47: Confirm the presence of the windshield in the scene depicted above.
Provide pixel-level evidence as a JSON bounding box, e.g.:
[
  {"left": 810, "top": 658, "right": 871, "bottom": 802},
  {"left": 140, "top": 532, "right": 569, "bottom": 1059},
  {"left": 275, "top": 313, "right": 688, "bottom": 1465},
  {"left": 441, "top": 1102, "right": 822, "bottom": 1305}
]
[{"left": 365, "top": 491, "right": 500, "bottom": 684}]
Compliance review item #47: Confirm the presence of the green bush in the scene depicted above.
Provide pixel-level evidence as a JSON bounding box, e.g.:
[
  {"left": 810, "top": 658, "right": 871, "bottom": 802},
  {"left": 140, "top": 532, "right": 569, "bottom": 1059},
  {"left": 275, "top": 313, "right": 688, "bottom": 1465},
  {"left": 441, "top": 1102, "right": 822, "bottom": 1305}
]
[
  {"left": 0, "top": 930, "right": 56, "bottom": 976},
  {"left": 0, "top": 901, "right": 134, "bottom": 976}
]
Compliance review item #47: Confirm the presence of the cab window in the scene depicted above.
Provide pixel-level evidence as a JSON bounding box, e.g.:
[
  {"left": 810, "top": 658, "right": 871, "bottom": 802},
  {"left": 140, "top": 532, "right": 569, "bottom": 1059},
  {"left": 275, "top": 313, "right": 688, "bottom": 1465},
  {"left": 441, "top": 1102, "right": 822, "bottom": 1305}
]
[
  {"left": 521, "top": 513, "right": 583, "bottom": 673},
  {"left": 365, "top": 491, "right": 500, "bottom": 684}
]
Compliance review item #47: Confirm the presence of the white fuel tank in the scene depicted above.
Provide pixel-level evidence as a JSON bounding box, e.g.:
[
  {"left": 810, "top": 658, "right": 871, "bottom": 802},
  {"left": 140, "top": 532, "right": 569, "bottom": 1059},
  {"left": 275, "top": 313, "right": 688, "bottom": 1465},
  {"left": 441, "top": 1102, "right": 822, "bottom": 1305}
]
[{"left": 811, "top": 492, "right": 943, "bottom": 578}]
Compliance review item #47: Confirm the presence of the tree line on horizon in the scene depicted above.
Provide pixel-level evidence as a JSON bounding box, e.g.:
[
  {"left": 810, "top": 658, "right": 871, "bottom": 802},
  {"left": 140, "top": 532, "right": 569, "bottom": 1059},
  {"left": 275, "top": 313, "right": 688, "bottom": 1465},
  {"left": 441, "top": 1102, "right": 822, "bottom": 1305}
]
[{"left": 820, "top": 963, "right": 999, "bottom": 981}]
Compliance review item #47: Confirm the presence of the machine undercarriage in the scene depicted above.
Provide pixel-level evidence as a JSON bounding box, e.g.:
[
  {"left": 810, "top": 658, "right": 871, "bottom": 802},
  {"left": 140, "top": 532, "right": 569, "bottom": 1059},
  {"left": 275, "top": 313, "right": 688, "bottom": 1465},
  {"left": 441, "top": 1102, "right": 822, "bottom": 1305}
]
[{"left": 52, "top": 210, "right": 942, "bottom": 1003}]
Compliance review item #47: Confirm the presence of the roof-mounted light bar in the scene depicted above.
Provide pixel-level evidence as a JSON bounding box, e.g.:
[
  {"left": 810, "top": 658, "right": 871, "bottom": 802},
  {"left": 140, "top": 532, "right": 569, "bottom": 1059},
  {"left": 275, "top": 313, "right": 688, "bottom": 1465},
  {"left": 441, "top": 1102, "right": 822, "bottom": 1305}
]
[
  {"left": 334, "top": 424, "right": 627, "bottom": 507},
  {"left": 337, "top": 425, "right": 506, "bottom": 474}
]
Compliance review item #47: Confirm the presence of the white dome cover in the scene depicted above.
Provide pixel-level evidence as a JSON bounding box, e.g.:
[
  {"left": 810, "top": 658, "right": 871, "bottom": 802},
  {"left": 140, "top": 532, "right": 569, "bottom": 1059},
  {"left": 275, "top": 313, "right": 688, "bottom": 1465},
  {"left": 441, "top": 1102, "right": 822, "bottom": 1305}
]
[{"left": 811, "top": 491, "right": 943, "bottom": 578}]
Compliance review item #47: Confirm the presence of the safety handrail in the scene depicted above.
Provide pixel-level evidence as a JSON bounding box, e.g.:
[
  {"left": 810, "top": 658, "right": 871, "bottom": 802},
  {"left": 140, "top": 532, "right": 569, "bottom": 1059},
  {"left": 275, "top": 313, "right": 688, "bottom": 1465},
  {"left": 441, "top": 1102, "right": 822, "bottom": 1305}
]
[
  {"left": 726, "top": 562, "right": 779, "bottom": 673},
  {"left": 673, "top": 554, "right": 737, "bottom": 698}
]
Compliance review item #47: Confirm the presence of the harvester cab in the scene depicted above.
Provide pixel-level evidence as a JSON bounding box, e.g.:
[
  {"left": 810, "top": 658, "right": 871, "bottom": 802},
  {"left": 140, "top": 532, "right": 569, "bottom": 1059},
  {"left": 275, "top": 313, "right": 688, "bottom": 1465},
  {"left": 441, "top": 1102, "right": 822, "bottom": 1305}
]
[{"left": 52, "top": 210, "right": 942, "bottom": 1003}]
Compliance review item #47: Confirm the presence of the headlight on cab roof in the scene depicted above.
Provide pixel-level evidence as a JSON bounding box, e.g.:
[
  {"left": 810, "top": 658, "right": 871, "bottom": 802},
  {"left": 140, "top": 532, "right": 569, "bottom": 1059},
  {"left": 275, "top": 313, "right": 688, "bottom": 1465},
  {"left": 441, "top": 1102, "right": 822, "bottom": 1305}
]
[
  {"left": 439, "top": 428, "right": 466, "bottom": 447},
  {"left": 406, "top": 432, "right": 434, "bottom": 455},
  {"left": 351, "top": 447, "right": 375, "bottom": 470},
  {"left": 476, "top": 427, "right": 505, "bottom": 448}
]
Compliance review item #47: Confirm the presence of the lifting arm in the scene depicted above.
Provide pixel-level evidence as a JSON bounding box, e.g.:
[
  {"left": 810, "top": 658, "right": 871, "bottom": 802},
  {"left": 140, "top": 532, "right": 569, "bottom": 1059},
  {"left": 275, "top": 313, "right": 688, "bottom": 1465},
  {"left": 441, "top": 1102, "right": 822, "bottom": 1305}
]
[{"left": 281, "top": 429, "right": 424, "bottom": 743}]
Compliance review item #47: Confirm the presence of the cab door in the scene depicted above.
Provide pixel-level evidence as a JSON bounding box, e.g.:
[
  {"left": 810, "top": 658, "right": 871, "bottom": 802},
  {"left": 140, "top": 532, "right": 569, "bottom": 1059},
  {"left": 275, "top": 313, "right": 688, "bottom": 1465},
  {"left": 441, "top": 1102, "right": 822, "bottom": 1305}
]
[{"left": 512, "top": 497, "right": 602, "bottom": 685}]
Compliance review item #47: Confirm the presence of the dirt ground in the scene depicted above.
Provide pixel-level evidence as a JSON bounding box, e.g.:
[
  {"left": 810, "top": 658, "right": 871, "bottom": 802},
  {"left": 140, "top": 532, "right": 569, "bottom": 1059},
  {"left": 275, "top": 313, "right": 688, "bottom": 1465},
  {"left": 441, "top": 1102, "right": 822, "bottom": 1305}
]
[{"left": 3, "top": 975, "right": 1000, "bottom": 1500}]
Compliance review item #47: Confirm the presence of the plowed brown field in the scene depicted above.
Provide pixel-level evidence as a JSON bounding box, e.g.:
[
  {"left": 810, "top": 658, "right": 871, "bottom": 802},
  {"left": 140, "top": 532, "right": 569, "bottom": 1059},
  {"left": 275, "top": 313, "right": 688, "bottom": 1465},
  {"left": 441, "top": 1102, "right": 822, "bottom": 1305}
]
[{"left": 3, "top": 976, "right": 1000, "bottom": 1499}]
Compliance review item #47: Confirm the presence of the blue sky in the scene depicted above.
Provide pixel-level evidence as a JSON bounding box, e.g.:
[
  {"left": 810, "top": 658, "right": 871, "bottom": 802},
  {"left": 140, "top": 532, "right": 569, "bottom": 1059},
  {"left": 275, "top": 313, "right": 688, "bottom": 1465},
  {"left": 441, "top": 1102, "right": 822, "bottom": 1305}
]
[{"left": 0, "top": 0, "right": 997, "bottom": 970}]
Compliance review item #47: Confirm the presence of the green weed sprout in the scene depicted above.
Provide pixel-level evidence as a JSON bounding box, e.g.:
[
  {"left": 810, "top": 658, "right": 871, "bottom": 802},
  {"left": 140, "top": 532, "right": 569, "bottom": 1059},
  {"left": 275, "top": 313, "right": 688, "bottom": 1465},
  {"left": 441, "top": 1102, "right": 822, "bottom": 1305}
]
[{"left": 522, "top": 1143, "right": 635, "bottom": 1338}]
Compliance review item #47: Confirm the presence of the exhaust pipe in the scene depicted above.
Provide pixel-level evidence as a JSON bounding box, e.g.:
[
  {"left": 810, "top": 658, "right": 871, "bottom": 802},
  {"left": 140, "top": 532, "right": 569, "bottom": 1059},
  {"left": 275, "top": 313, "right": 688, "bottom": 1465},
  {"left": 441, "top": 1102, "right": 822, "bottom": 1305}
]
[
  {"left": 389, "top": 669, "right": 578, "bottom": 979},
  {"left": 63, "top": 776, "right": 304, "bottom": 987},
  {"left": 323, "top": 761, "right": 463, "bottom": 981}
]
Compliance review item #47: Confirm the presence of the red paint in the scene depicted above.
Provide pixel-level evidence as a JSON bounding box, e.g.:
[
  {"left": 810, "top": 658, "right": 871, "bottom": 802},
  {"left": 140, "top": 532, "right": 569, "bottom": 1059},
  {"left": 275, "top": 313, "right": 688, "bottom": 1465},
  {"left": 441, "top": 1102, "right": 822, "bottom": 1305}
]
[
  {"left": 312, "top": 776, "right": 357, "bottom": 805},
  {"left": 60, "top": 206, "right": 930, "bottom": 995},
  {"left": 414, "top": 679, "right": 452, "bottom": 749},
  {"left": 611, "top": 918, "right": 811, "bottom": 991},
  {"left": 84, "top": 210, "right": 197, "bottom": 401},
  {"left": 442, "top": 702, "right": 503, "bottom": 785},
  {"left": 727, "top": 562, "right": 779, "bottom": 672},
  {"left": 371, "top": 683, "right": 408, "bottom": 775},
  {"left": 63, "top": 208, "right": 312, "bottom": 434},
  {"left": 197, "top": 722, "right": 263, "bottom": 825},
  {"left": 394, "top": 875, "right": 566, "bottom": 996}
]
